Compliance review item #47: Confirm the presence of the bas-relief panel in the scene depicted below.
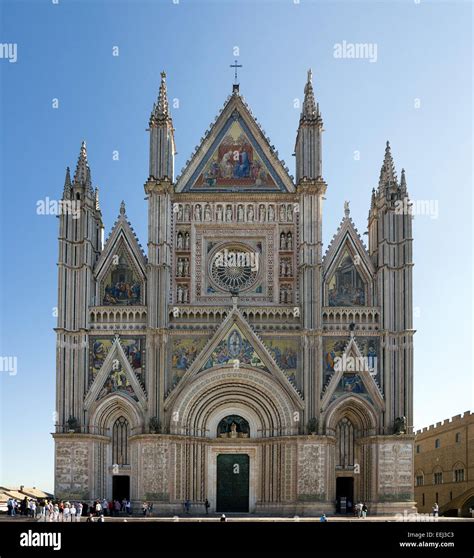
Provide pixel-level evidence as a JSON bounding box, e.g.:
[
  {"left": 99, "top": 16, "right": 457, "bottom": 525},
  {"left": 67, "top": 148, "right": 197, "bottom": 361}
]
[{"left": 378, "top": 443, "right": 413, "bottom": 495}]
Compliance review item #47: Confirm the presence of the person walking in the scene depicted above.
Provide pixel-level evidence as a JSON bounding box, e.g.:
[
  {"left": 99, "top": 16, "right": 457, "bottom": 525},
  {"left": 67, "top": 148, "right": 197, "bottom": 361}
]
[
  {"left": 362, "top": 503, "right": 368, "bottom": 519},
  {"left": 220, "top": 514, "right": 227, "bottom": 522},
  {"left": 102, "top": 499, "right": 108, "bottom": 517},
  {"left": 114, "top": 499, "right": 121, "bottom": 517},
  {"left": 433, "top": 503, "right": 439, "bottom": 517},
  {"left": 184, "top": 499, "right": 191, "bottom": 514},
  {"left": 125, "top": 500, "right": 131, "bottom": 516},
  {"left": 95, "top": 500, "right": 102, "bottom": 517},
  {"left": 29, "top": 499, "right": 37, "bottom": 519},
  {"left": 70, "top": 504, "right": 76, "bottom": 522},
  {"left": 76, "top": 502, "right": 83, "bottom": 522},
  {"left": 63, "top": 504, "right": 70, "bottom": 522},
  {"left": 204, "top": 499, "right": 210, "bottom": 515},
  {"left": 142, "top": 502, "right": 148, "bottom": 517},
  {"left": 320, "top": 514, "right": 327, "bottom": 522},
  {"left": 7, "top": 498, "right": 13, "bottom": 517}
]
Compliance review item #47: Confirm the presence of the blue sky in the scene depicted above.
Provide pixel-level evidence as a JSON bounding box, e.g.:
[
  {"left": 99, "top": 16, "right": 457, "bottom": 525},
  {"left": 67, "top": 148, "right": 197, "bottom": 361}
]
[{"left": 0, "top": 0, "right": 472, "bottom": 492}]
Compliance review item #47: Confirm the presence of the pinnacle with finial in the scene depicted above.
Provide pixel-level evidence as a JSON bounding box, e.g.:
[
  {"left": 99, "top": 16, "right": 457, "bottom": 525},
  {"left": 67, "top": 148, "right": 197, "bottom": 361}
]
[
  {"left": 73, "top": 140, "right": 92, "bottom": 189},
  {"left": 378, "top": 140, "right": 397, "bottom": 189},
  {"left": 64, "top": 166, "right": 72, "bottom": 191},
  {"left": 300, "top": 68, "right": 321, "bottom": 125},
  {"left": 120, "top": 200, "right": 126, "bottom": 216},
  {"left": 153, "top": 71, "right": 170, "bottom": 121}
]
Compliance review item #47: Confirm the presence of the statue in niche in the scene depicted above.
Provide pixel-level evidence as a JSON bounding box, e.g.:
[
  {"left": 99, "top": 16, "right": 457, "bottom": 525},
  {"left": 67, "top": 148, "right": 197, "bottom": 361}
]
[
  {"left": 185, "top": 232, "right": 190, "bottom": 250},
  {"left": 267, "top": 205, "right": 275, "bottom": 221},
  {"left": 177, "top": 232, "right": 183, "bottom": 249},
  {"left": 259, "top": 204, "right": 266, "bottom": 222},
  {"left": 177, "top": 286, "right": 183, "bottom": 303},
  {"left": 280, "top": 232, "right": 286, "bottom": 250},
  {"left": 287, "top": 232, "right": 293, "bottom": 250},
  {"left": 195, "top": 204, "right": 202, "bottom": 221},
  {"left": 183, "top": 286, "right": 189, "bottom": 303},
  {"left": 184, "top": 260, "right": 189, "bottom": 277},
  {"left": 238, "top": 205, "right": 244, "bottom": 221},
  {"left": 287, "top": 204, "right": 294, "bottom": 222},
  {"left": 226, "top": 205, "right": 233, "bottom": 222},
  {"left": 247, "top": 205, "right": 254, "bottom": 221},
  {"left": 177, "top": 205, "right": 183, "bottom": 221},
  {"left": 204, "top": 204, "right": 212, "bottom": 221},
  {"left": 216, "top": 205, "right": 223, "bottom": 222},
  {"left": 184, "top": 205, "right": 190, "bottom": 221},
  {"left": 177, "top": 259, "right": 184, "bottom": 277},
  {"left": 217, "top": 415, "right": 250, "bottom": 439},
  {"left": 280, "top": 205, "right": 286, "bottom": 222}
]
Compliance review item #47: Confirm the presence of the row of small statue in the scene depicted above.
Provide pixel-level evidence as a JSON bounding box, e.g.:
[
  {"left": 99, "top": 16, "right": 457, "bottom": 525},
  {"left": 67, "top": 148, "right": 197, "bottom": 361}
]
[
  {"left": 176, "top": 285, "right": 189, "bottom": 303},
  {"left": 176, "top": 203, "right": 296, "bottom": 223},
  {"left": 279, "top": 285, "right": 293, "bottom": 303},
  {"left": 176, "top": 258, "right": 190, "bottom": 277},
  {"left": 176, "top": 232, "right": 190, "bottom": 250},
  {"left": 279, "top": 259, "right": 293, "bottom": 277},
  {"left": 279, "top": 232, "right": 293, "bottom": 250}
]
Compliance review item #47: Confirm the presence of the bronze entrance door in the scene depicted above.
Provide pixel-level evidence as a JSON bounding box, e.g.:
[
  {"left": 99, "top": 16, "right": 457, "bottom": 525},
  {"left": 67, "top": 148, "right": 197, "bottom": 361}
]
[{"left": 216, "top": 454, "right": 249, "bottom": 512}]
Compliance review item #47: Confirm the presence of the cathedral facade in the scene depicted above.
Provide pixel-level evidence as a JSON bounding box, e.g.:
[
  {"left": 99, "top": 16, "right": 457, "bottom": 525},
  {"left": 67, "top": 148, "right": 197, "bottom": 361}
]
[{"left": 53, "top": 71, "right": 415, "bottom": 515}]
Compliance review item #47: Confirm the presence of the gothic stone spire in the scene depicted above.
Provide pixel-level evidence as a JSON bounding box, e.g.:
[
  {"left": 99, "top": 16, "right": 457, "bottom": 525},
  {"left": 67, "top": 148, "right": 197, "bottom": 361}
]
[
  {"left": 63, "top": 166, "right": 72, "bottom": 198},
  {"left": 73, "top": 140, "right": 93, "bottom": 193},
  {"left": 151, "top": 71, "right": 170, "bottom": 123},
  {"left": 378, "top": 141, "right": 398, "bottom": 191},
  {"left": 300, "top": 68, "right": 321, "bottom": 124}
]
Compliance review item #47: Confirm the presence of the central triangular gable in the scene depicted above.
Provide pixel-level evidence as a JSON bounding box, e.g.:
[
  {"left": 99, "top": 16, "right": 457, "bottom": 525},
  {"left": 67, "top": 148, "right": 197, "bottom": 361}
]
[
  {"left": 175, "top": 94, "right": 295, "bottom": 193},
  {"left": 164, "top": 307, "right": 303, "bottom": 411},
  {"left": 200, "top": 324, "right": 269, "bottom": 373}
]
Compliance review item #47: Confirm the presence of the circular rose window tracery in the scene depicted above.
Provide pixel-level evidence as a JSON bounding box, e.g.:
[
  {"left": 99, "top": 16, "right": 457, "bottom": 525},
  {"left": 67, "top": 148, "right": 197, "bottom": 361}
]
[{"left": 209, "top": 244, "right": 260, "bottom": 293}]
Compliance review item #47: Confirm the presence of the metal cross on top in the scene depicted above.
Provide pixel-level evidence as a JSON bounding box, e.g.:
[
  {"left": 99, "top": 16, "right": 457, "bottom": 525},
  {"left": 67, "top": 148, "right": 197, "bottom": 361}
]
[{"left": 230, "top": 60, "right": 243, "bottom": 84}]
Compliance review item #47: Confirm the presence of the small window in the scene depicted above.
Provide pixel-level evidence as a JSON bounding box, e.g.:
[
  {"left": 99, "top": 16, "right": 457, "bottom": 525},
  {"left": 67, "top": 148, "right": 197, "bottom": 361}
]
[
  {"left": 455, "top": 433, "right": 461, "bottom": 443},
  {"left": 454, "top": 469, "right": 465, "bottom": 483},
  {"left": 416, "top": 475, "right": 424, "bottom": 486},
  {"left": 435, "top": 438, "right": 440, "bottom": 449},
  {"left": 422, "top": 493, "right": 425, "bottom": 506},
  {"left": 416, "top": 444, "right": 421, "bottom": 453},
  {"left": 434, "top": 472, "right": 443, "bottom": 485}
]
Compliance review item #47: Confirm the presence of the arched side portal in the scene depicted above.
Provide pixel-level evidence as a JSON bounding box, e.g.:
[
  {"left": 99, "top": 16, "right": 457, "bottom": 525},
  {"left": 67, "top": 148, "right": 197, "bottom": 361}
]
[
  {"left": 322, "top": 395, "right": 379, "bottom": 510},
  {"left": 87, "top": 394, "right": 145, "bottom": 501}
]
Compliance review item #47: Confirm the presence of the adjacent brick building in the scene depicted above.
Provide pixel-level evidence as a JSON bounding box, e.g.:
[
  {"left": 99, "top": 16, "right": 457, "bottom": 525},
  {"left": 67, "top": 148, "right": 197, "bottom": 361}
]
[{"left": 414, "top": 411, "right": 474, "bottom": 516}]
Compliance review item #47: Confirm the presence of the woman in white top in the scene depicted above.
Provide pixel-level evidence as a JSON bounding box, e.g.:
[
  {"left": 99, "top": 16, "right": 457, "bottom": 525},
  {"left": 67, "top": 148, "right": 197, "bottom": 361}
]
[{"left": 63, "top": 505, "right": 70, "bottom": 522}]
